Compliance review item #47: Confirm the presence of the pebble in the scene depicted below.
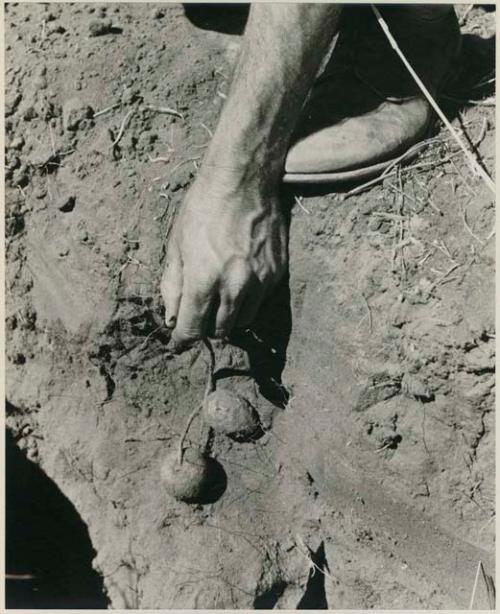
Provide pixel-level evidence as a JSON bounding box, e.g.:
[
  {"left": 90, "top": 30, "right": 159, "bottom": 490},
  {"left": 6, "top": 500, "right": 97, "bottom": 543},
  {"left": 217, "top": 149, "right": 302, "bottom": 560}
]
[
  {"left": 152, "top": 8, "right": 166, "bottom": 19},
  {"left": 88, "top": 19, "right": 113, "bottom": 37},
  {"left": 48, "top": 23, "right": 66, "bottom": 35},
  {"left": 63, "top": 97, "right": 94, "bottom": 131}
]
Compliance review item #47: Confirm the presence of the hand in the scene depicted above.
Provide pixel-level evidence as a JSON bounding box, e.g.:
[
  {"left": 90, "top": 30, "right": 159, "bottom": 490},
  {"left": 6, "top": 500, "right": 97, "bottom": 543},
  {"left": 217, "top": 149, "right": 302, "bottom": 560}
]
[{"left": 161, "top": 176, "right": 288, "bottom": 350}]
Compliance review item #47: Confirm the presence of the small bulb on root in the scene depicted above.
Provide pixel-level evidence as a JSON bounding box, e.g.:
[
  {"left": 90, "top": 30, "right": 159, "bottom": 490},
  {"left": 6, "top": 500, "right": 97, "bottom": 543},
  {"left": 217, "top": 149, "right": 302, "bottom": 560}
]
[
  {"left": 161, "top": 447, "right": 227, "bottom": 504},
  {"left": 204, "top": 389, "right": 262, "bottom": 441}
]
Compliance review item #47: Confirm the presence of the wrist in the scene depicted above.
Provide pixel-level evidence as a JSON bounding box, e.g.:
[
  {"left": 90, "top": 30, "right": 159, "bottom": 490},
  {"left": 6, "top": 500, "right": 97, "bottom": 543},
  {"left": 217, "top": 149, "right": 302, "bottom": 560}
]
[
  {"left": 191, "top": 160, "right": 282, "bottom": 215},
  {"left": 201, "top": 131, "right": 288, "bottom": 193}
]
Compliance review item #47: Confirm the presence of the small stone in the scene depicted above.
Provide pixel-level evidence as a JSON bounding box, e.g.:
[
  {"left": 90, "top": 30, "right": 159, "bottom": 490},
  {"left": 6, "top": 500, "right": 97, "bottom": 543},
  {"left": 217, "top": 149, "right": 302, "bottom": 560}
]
[
  {"left": 23, "top": 105, "right": 37, "bottom": 121},
  {"left": 401, "top": 373, "right": 433, "bottom": 401},
  {"left": 152, "top": 7, "right": 166, "bottom": 19},
  {"left": 88, "top": 19, "right": 113, "bottom": 36},
  {"left": 121, "top": 86, "right": 140, "bottom": 105},
  {"left": 63, "top": 97, "right": 93, "bottom": 130},
  {"left": 48, "top": 23, "right": 66, "bottom": 35}
]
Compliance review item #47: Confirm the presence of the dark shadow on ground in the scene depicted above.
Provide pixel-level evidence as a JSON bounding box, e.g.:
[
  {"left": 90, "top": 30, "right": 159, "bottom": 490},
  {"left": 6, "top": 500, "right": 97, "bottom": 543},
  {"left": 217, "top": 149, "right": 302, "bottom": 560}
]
[
  {"left": 297, "top": 541, "right": 329, "bottom": 609},
  {"left": 183, "top": 3, "right": 249, "bottom": 35},
  {"left": 5, "top": 421, "right": 109, "bottom": 609}
]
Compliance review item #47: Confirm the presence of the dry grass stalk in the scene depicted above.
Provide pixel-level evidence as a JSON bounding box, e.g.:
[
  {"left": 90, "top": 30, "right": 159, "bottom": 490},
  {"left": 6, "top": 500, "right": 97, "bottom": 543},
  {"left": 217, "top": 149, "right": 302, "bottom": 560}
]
[{"left": 371, "top": 4, "right": 495, "bottom": 195}]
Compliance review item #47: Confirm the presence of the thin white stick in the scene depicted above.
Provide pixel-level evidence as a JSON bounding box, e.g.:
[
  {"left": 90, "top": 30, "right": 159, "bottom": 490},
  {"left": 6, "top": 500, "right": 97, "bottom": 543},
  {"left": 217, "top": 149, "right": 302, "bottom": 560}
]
[
  {"left": 469, "top": 560, "right": 482, "bottom": 609},
  {"left": 294, "top": 195, "right": 310, "bottom": 214},
  {"left": 94, "top": 102, "right": 121, "bottom": 118},
  {"left": 371, "top": 5, "right": 495, "bottom": 196},
  {"left": 145, "top": 104, "right": 184, "bottom": 119},
  {"left": 111, "top": 108, "right": 136, "bottom": 147}
]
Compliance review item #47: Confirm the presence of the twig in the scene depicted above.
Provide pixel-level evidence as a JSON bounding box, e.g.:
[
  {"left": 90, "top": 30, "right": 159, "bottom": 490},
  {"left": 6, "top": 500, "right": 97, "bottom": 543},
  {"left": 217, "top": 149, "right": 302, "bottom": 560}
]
[
  {"left": 460, "top": 198, "right": 485, "bottom": 246},
  {"left": 345, "top": 169, "right": 396, "bottom": 197},
  {"left": 200, "top": 122, "right": 213, "bottom": 138},
  {"left": 171, "top": 157, "right": 201, "bottom": 173},
  {"left": 294, "top": 535, "right": 333, "bottom": 580},
  {"left": 478, "top": 514, "right": 495, "bottom": 534},
  {"left": 177, "top": 403, "right": 203, "bottom": 465},
  {"left": 480, "top": 563, "right": 496, "bottom": 610},
  {"left": 441, "top": 94, "right": 496, "bottom": 108},
  {"left": 362, "top": 294, "right": 372, "bottom": 333},
  {"left": 371, "top": 4, "right": 495, "bottom": 195},
  {"left": 429, "top": 262, "right": 461, "bottom": 293},
  {"left": 148, "top": 155, "right": 170, "bottom": 163},
  {"left": 93, "top": 102, "right": 121, "bottom": 118},
  {"left": 474, "top": 118, "right": 489, "bottom": 148},
  {"left": 294, "top": 195, "right": 310, "bottom": 214},
  {"left": 177, "top": 339, "right": 216, "bottom": 464},
  {"left": 345, "top": 138, "right": 440, "bottom": 197},
  {"left": 448, "top": 157, "right": 475, "bottom": 196},
  {"left": 469, "top": 560, "right": 482, "bottom": 609},
  {"left": 372, "top": 211, "right": 406, "bottom": 221},
  {"left": 202, "top": 338, "right": 216, "bottom": 396},
  {"left": 145, "top": 104, "right": 184, "bottom": 119},
  {"left": 111, "top": 108, "right": 136, "bottom": 148},
  {"left": 484, "top": 227, "right": 495, "bottom": 245},
  {"left": 468, "top": 75, "right": 495, "bottom": 90}
]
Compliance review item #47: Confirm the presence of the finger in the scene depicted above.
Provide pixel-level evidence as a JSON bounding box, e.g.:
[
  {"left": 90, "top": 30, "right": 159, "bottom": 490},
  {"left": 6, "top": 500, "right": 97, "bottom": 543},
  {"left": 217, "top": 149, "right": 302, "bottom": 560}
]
[
  {"left": 160, "top": 245, "right": 183, "bottom": 328},
  {"left": 213, "top": 287, "right": 246, "bottom": 338},
  {"left": 171, "top": 283, "right": 215, "bottom": 350}
]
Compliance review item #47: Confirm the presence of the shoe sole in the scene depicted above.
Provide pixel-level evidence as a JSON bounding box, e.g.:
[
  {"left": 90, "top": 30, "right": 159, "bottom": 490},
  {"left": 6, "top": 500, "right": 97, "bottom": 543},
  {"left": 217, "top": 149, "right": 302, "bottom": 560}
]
[{"left": 282, "top": 120, "right": 433, "bottom": 185}]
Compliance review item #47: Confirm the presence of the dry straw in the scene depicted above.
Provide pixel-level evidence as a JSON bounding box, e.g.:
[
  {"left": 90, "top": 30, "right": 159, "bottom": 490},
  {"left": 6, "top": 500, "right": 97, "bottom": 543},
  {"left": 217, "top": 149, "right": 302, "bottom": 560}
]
[{"left": 371, "top": 5, "right": 495, "bottom": 196}]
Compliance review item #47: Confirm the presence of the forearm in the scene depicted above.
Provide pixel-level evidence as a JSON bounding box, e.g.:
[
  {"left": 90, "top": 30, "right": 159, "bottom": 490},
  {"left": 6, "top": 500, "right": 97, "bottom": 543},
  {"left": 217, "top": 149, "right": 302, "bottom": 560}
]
[{"left": 201, "top": 3, "right": 343, "bottom": 191}]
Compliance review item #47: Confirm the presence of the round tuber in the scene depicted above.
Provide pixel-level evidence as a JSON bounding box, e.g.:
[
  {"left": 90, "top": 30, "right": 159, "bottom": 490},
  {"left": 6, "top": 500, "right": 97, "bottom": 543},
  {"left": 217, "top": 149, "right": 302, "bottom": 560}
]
[
  {"left": 161, "top": 447, "right": 227, "bottom": 504},
  {"left": 204, "top": 389, "right": 261, "bottom": 441},
  {"left": 161, "top": 447, "right": 210, "bottom": 503}
]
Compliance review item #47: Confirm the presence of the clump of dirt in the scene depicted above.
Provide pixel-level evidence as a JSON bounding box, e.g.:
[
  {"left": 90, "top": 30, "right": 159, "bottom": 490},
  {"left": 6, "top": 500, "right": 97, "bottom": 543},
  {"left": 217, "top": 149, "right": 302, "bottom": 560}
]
[{"left": 5, "top": 2, "right": 495, "bottom": 609}]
